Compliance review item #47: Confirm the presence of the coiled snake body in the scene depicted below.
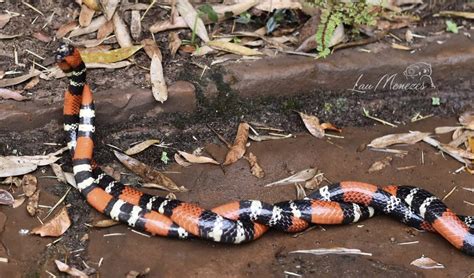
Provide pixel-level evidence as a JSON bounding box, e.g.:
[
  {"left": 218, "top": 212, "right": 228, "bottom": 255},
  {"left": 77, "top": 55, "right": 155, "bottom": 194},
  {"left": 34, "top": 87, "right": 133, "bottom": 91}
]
[{"left": 55, "top": 44, "right": 474, "bottom": 256}]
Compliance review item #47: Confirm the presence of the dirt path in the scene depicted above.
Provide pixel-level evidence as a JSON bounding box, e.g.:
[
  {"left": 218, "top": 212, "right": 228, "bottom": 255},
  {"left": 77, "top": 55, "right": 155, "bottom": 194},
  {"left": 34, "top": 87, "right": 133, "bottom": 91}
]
[{"left": 1, "top": 117, "right": 473, "bottom": 277}]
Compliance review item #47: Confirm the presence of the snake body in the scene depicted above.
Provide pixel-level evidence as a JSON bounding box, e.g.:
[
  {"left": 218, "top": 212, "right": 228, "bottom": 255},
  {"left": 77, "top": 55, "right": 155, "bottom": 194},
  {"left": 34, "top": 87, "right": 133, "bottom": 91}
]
[{"left": 55, "top": 43, "right": 474, "bottom": 256}]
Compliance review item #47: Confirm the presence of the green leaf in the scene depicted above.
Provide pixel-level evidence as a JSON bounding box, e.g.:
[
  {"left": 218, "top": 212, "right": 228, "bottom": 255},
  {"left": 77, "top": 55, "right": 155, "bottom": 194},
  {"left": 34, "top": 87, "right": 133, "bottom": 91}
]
[
  {"left": 445, "top": 20, "right": 458, "bottom": 33},
  {"left": 431, "top": 97, "right": 441, "bottom": 106},
  {"left": 198, "top": 4, "right": 218, "bottom": 23},
  {"left": 161, "top": 151, "right": 169, "bottom": 164}
]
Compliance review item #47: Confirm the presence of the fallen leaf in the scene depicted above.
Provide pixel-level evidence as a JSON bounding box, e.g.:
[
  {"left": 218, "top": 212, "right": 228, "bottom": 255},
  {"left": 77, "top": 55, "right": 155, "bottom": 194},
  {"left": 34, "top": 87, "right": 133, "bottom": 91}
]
[
  {"left": 141, "top": 38, "right": 162, "bottom": 60},
  {"left": 86, "top": 61, "right": 132, "bottom": 69},
  {"left": 304, "top": 170, "right": 324, "bottom": 189},
  {"left": 126, "top": 267, "right": 151, "bottom": 278},
  {"left": 298, "top": 112, "right": 324, "bottom": 138},
  {"left": 26, "top": 190, "right": 40, "bottom": 216},
  {"left": 207, "top": 40, "right": 262, "bottom": 56},
  {"left": 438, "top": 11, "right": 474, "bottom": 20},
  {"left": 101, "top": 165, "right": 121, "bottom": 180},
  {"left": 0, "top": 33, "right": 22, "bottom": 40},
  {"left": 55, "top": 260, "right": 88, "bottom": 278},
  {"left": 50, "top": 163, "right": 67, "bottom": 184},
  {"left": 174, "top": 153, "right": 192, "bottom": 167},
  {"left": 56, "top": 21, "right": 78, "bottom": 38},
  {"left": 0, "top": 14, "right": 11, "bottom": 29},
  {"left": 97, "top": 19, "right": 114, "bottom": 39},
  {"left": 368, "top": 132, "right": 430, "bottom": 148},
  {"left": 410, "top": 256, "right": 444, "bottom": 269},
  {"left": 130, "top": 10, "right": 141, "bottom": 41},
  {"left": 320, "top": 122, "right": 342, "bottom": 133},
  {"left": 23, "top": 76, "right": 39, "bottom": 90},
  {"left": 113, "top": 12, "right": 133, "bottom": 48},
  {"left": 114, "top": 151, "right": 188, "bottom": 192},
  {"left": 0, "top": 88, "right": 27, "bottom": 101},
  {"left": 125, "top": 139, "right": 160, "bottom": 155},
  {"left": 295, "top": 183, "right": 306, "bottom": 199},
  {"left": 12, "top": 197, "right": 25, "bottom": 208},
  {"left": 22, "top": 174, "right": 37, "bottom": 197},
  {"left": 101, "top": 0, "right": 120, "bottom": 20},
  {"left": 150, "top": 53, "right": 168, "bottom": 103},
  {"left": 249, "top": 133, "right": 293, "bottom": 141},
  {"left": 0, "top": 157, "right": 37, "bottom": 177},
  {"left": 70, "top": 15, "right": 107, "bottom": 38},
  {"left": 178, "top": 151, "right": 219, "bottom": 165},
  {"left": 244, "top": 152, "right": 264, "bottom": 178},
  {"left": 168, "top": 32, "right": 181, "bottom": 58},
  {"left": 0, "top": 69, "right": 41, "bottom": 88},
  {"left": 440, "top": 143, "right": 474, "bottom": 160},
  {"left": 0, "top": 189, "right": 14, "bottom": 206},
  {"left": 1, "top": 176, "right": 21, "bottom": 187},
  {"left": 32, "top": 207, "right": 71, "bottom": 237},
  {"left": 290, "top": 247, "right": 372, "bottom": 256},
  {"left": 264, "top": 168, "right": 317, "bottom": 187},
  {"left": 64, "top": 172, "right": 77, "bottom": 189},
  {"left": 92, "top": 218, "right": 120, "bottom": 228},
  {"left": 459, "top": 111, "right": 474, "bottom": 130},
  {"left": 223, "top": 123, "right": 250, "bottom": 165},
  {"left": 79, "top": 4, "right": 95, "bottom": 27},
  {"left": 368, "top": 156, "right": 393, "bottom": 173},
  {"left": 391, "top": 43, "right": 412, "bottom": 51},
  {"left": 434, "top": 126, "right": 460, "bottom": 134},
  {"left": 83, "top": 0, "right": 101, "bottom": 11},
  {"left": 176, "top": 0, "right": 209, "bottom": 42},
  {"left": 80, "top": 45, "right": 143, "bottom": 63}
]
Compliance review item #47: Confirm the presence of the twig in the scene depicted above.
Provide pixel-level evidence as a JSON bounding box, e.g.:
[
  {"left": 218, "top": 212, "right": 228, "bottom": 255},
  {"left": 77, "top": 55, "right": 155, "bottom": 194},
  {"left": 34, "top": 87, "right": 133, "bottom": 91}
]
[
  {"left": 363, "top": 108, "right": 397, "bottom": 127},
  {"left": 43, "top": 187, "right": 71, "bottom": 221},
  {"left": 284, "top": 271, "right": 302, "bottom": 277},
  {"left": 442, "top": 186, "right": 457, "bottom": 201},
  {"left": 464, "top": 200, "right": 474, "bottom": 206},
  {"left": 397, "top": 165, "right": 416, "bottom": 171},
  {"left": 103, "top": 233, "right": 126, "bottom": 237},
  {"left": 141, "top": 0, "right": 157, "bottom": 20},
  {"left": 397, "top": 241, "right": 419, "bottom": 245},
  {"left": 22, "top": 1, "right": 44, "bottom": 16},
  {"left": 207, "top": 124, "right": 232, "bottom": 148},
  {"left": 26, "top": 49, "right": 45, "bottom": 60}
]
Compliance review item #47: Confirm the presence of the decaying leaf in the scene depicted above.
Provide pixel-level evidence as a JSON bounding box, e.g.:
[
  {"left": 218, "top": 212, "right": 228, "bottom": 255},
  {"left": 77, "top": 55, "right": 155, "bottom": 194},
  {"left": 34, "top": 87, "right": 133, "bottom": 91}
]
[
  {"left": 141, "top": 38, "right": 162, "bottom": 60},
  {"left": 101, "top": 0, "right": 120, "bottom": 20},
  {"left": 32, "top": 207, "right": 71, "bottom": 237},
  {"left": 26, "top": 190, "right": 40, "bottom": 216},
  {"left": 92, "top": 218, "right": 120, "bottom": 228},
  {"left": 244, "top": 152, "right": 264, "bottom": 178},
  {"left": 249, "top": 133, "right": 293, "bottom": 141},
  {"left": 435, "top": 126, "right": 460, "bottom": 134},
  {"left": 168, "top": 32, "right": 181, "bottom": 58},
  {"left": 80, "top": 45, "right": 142, "bottom": 63},
  {"left": 0, "top": 157, "right": 37, "bottom": 177},
  {"left": 22, "top": 174, "right": 37, "bottom": 197},
  {"left": 410, "top": 256, "right": 444, "bottom": 269},
  {"left": 150, "top": 53, "right": 168, "bottom": 103},
  {"left": 79, "top": 4, "right": 95, "bottom": 27},
  {"left": 440, "top": 143, "right": 474, "bottom": 160},
  {"left": 130, "top": 10, "right": 141, "bottom": 41},
  {"left": 56, "top": 21, "right": 78, "bottom": 38},
  {"left": 55, "top": 260, "right": 88, "bottom": 278},
  {"left": 223, "top": 123, "right": 250, "bottom": 165},
  {"left": 114, "top": 151, "right": 188, "bottom": 192},
  {"left": 0, "top": 14, "right": 11, "bottom": 29},
  {"left": 101, "top": 165, "right": 121, "bottom": 180},
  {"left": 125, "top": 139, "right": 160, "bottom": 156},
  {"left": 264, "top": 168, "right": 317, "bottom": 187},
  {"left": 86, "top": 61, "right": 132, "bottom": 69},
  {"left": 32, "top": 31, "right": 51, "bottom": 43},
  {"left": 0, "top": 69, "right": 41, "bottom": 88},
  {"left": 0, "top": 189, "right": 14, "bottom": 206},
  {"left": 207, "top": 40, "right": 262, "bottom": 56},
  {"left": 176, "top": 0, "right": 209, "bottom": 42},
  {"left": 51, "top": 163, "right": 67, "bottom": 184},
  {"left": 177, "top": 151, "right": 219, "bottom": 165},
  {"left": 69, "top": 15, "right": 106, "bottom": 37},
  {"left": 64, "top": 172, "right": 77, "bottom": 189},
  {"left": 113, "top": 12, "right": 133, "bottom": 48},
  {"left": 97, "top": 19, "right": 114, "bottom": 39},
  {"left": 174, "top": 153, "right": 192, "bottom": 167},
  {"left": 290, "top": 247, "right": 372, "bottom": 256},
  {"left": 298, "top": 112, "right": 324, "bottom": 138},
  {"left": 459, "top": 111, "right": 474, "bottom": 130},
  {"left": 368, "top": 132, "right": 430, "bottom": 148},
  {"left": 0, "top": 88, "right": 27, "bottom": 101},
  {"left": 1, "top": 176, "right": 21, "bottom": 187},
  {"left": 304, "top": 169, "right": 324, "bottom": 189},
  {"left": 12, "top": 197, "right": 25, "bottom": 208},
  {"left": 23, "top": 76, "right": 39, "bottom": 90},
  {"left": 83, "top": 0, "right": 101, "bottom": 11},
  {"left": 295, "top": 183, "right": 306, "bottom": 199},
  {"left": 368, "top": 156, "right": 392, "bottom": 173}
]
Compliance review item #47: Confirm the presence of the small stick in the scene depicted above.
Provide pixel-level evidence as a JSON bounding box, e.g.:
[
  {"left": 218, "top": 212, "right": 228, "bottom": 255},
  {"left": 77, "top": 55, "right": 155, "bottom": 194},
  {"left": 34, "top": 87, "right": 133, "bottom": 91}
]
[
  {"left": 43, "top": 187, "right": 71, "bottom": 221},
  {"left": 397, "top": 241, "right": 419, "bottom": 245},
  {"left": 22, "top": 1, "right": 44, "bottom": 16},
  {"left": 421, "top": 150, "right": 424, "bottom": 165},
  {"left": 362, "top": 108, "right": 397, "bottom": 127},
  {"left": 464, "top": 200, "right": 474, "bottom": 206},
  {"left": 45, "top": 270, "right": 56, "bottom": 277},
  {"left": 207, "top": 124, "right": 232, "bottom": 148},
  {"left": 397, "top": 166, "right": 416, "bottom": 171},
  {"left": 141, "top": 0, "right": 157, "bottom": 20},
  {"left": 26, "top": 49, "right": 45, "bottom": 60},
  {"left": 46, "top": 237, "right": 62, "bottom": 247},
  {"left": 442, "top": 186, "right": 457, "bottom": 201},
  {"left": 130, "top": 229, "right": 151, "bottom": 238},
  {"left": 98, "top": 257, "right": 104, "bottom": 267},
  {"left": 103, "top": 233, "right": 126, "bottom": 237}
]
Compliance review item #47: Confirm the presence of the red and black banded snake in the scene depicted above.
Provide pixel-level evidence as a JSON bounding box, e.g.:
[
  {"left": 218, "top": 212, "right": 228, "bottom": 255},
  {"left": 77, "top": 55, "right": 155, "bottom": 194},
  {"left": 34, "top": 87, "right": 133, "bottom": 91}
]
[{"left": 55, "top": 43, "right": 474, "bottom": 255}]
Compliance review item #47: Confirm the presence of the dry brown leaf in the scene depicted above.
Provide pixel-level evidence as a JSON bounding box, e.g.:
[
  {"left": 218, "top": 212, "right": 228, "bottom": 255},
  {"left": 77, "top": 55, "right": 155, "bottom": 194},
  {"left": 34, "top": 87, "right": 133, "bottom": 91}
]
[
  {"left": 55, "top": 260, "right": 88, "bottom": 278},
  {"left": 207, "top": 40, "right": 262, "bottom": 56},
  {"left": 22, "top": 174, "right": 37, "bottom": 197},
  {"left": 368, "top": 156, "right": 392, "bottom": 173},
  {"left": 0, "top": 69, "right": 41, "bottom": 88},
  {"left": 32, "top": 31, "right": 51, "bottom": 43},
  {"left": 368, "top": 132, "right": 430, "bottom": 148},
  {"left": 23, "top": 76, "right": 39, "bottom": 90},
  {"left": 320, "top": 122, "right": 342, "bottom": 133},
  {"left": 440, "top": 143, "right": 474, "bottom": 160},
  {"left": 141, "top": 38, "right": 162, "bottom": 60},
  {"left": 150, "top": 53, "right": 168, "bottom": 103},
  {"left": 79, "top": 4, "right": 95, "bottom": 27},
  {"left": 176, "top": 0, "right": 209, "bottom": 42},
  {"left": 101, "top": 165, "right": 121, "bottom": 180},
  {"left": 0, "top": 157, "right": 37, "bottom": 177},
  {"left": 83, "top": 0, "right": 101, "bottom": 11},
  {"left": 56, "top": 21, "right": 78, "bottom": 38},
  {"left": 244, "top": 152, "right": 264, "bottom": 178},
  {"left": 101, "top": 0, "right": 120, "bottom": 20},
  {"left": 130, "top": 10, "right": 141, "bottom": 41},
  {"left": 26, "top": 190, "right": 40, "bottom": 216},
  {"left": 434, "top": 126, "right": 460, "bottom": 134},
  {"left": 459, "top": 111, "right": 474, "bottom": 130},
  {"left": 264, "top": 168, "right": 317, "bottom": 187},
  {"left": 298, "top": 112, "right": 324, "bottom": 138},
  {"left": 0, "top": 33, "right": 22, "bottom": 40},
  {"left": 114, "top": 151, "right": 188, "bottom": 192},
  {"left": 174, "top": 153, "right": 192, "bottom": 167},
  {"left": 97, "top": 19, "right": 114, "bottom": 39},
  {"left": 391, "top": 43, "right": 412, "bottom": 51},
  {"left": 168, "top": 32, "right": 181, "bottom": 58},
  {"left": 410, "top": 256, "right": 444, "bottom": 269},
  {"left": 223, "top": 123, "right": 250, "bottom": 165},
  {"left": 0, "top": 189, "right": 14, "bottom": 206},
  {"left": 0, "top": 88, "right": 27, "bottom": 101},
  {"left": 125, "top": 139, "right": 160, "bottom": 155},
  {"left": 290, "top": 248, "right": 372, "bottom": 256},
  {"left": 1, "top": 176, "right": 22, "bottom": 187},
  {"left": 86, "top": 61, "right": 132, "bottom": 69},
  {"left": 178, "top": 151, "right": 219, "bottom": 165},
  {"left": 32, "top": 207, "right": 71, "bottom": 237},
  {"left": 70, "top": 15, "right": 106, "bottom": 37},
  {"left": 80, "top": 45, "right": 142, "bottom": 63},
  {"left": 113, "top": 12, "right": 132, "bottom": 48},
  {"left": 12, "top": 197, "right": 25, "bottom": 208},
  {"left": 50, "top": 163, "right": 67, "bottom": 184},
  {"left": 304, "top": 170, "right": 324, "bottom": 189},
  {"left": 249, "top": 134, "right": 293, "bottom": 141},
  {"left": 0, "top": 14, "right": 11, "bottom": 29},
  {"left": 92, "top": 218, "right": 120, "bottom": 228}
]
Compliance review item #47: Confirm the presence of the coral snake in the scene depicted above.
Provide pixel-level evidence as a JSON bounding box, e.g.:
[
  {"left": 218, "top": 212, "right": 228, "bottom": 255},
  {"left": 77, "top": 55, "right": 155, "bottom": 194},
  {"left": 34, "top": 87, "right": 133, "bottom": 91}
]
[{"left": 55, "top": 43, "right": 474, "bottom": 256}]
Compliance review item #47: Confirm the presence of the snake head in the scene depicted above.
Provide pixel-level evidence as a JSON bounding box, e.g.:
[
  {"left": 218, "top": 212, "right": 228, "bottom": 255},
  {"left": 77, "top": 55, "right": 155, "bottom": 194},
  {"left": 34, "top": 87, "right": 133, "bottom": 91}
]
[
  {"left": 55, "top": 43, "right": 74, "bottom": 63},
  {"left": 55, "top": 43, "right": 83, "bottom": 71}
]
